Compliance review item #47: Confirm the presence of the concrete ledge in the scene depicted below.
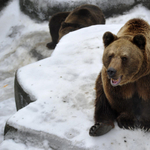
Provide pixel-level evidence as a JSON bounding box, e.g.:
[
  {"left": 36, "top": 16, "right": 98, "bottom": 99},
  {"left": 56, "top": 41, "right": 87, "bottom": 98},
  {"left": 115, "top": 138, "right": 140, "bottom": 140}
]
[
  {"left": 0, "top": 0, "right": 10, "bottom": 11},
  {"left": 4, "top": 124, "right": 86, "bottom": 150},
  {"left": 15, "top": 72, "right": 34, "bottom": 111}
]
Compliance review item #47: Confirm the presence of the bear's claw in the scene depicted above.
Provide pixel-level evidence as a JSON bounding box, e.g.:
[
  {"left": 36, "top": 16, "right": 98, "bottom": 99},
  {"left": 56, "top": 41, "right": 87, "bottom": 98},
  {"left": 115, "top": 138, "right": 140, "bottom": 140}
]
[
  {"left": 116, "top": 113, "right": 136, "bottom": 130},
  {"left": 89, "top": 122, "right": 114, "bottom": 136},
  {"left": 140, "top": 122, "right": 150, "bottom": 132}
]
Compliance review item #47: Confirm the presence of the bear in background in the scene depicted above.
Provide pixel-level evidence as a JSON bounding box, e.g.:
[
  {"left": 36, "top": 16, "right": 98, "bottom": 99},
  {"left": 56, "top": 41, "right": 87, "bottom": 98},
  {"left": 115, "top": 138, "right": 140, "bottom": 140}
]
[
  {"left": 46, "top": 4, "right": 105, "bottom": 49},
  {"left": 89, "top": 18, "right": 150, "bottom": 136}
]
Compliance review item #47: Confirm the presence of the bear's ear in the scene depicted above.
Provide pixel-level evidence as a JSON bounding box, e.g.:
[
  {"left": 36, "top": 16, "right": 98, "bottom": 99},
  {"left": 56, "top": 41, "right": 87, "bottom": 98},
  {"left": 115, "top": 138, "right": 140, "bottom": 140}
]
[
  {"left": 133, "top": 34, "right": 146, "bottom": 50},
  {"left": 103, "top": 32, "right": 118, "bottom": 48}
]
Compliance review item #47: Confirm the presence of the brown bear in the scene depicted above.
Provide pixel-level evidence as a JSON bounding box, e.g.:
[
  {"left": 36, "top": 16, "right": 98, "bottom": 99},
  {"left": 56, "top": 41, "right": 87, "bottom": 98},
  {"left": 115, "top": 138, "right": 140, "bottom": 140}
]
[
  {"left": 46, "top": 4, "right": 105, "bottom": 49},
  {"left": 89, "top": 18, "right": 150, "bottom": 136}
]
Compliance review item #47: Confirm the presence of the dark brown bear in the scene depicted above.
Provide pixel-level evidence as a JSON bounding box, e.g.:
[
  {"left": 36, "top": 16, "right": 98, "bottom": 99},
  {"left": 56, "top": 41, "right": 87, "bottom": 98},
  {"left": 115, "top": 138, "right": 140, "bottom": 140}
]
[
  {"left": 89, "top": 18, "right": 150, "bottom": 136},
  {"left": 46, "top": 4, "right": 105, "bottom": 49}
]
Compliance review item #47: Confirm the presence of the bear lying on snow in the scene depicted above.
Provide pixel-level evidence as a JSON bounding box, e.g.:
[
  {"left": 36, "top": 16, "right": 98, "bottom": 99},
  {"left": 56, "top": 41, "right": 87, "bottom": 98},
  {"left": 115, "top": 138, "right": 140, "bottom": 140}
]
[
  {"left": 89, "top": 18, "right": 150, "bottom": 136},
  {"left": 46, "top": 4, "right": 105, "bottom": 49}
]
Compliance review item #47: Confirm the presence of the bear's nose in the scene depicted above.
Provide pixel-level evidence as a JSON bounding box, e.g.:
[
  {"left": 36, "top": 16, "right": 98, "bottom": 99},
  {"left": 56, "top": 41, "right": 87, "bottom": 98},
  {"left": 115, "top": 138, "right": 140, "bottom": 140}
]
[{"left": 107, "top": 68, "right": 116, "bottom": 78}]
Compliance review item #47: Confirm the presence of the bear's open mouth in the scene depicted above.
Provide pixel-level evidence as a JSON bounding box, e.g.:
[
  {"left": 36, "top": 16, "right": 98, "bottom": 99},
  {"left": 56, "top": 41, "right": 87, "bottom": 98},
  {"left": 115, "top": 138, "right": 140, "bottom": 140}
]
[{"left": 110, "top": 76, "right": 122, "bottom": 86}]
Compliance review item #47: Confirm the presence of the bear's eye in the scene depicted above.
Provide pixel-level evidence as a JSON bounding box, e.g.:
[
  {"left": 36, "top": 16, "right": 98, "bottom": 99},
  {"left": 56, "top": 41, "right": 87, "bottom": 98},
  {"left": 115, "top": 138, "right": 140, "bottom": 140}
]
[
  {"left": 121, "top": 57, "right": 127, "bottom": 62},
  {"left": 109, "top": 54, "right": 114, "bottom": 60}
]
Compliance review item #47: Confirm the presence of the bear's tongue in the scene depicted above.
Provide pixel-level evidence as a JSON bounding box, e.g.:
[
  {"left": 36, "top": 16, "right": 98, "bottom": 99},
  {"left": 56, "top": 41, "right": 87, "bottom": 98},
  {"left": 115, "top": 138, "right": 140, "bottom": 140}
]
[{"left": 111, "top": 77, "right": 121, "bottom": 86}]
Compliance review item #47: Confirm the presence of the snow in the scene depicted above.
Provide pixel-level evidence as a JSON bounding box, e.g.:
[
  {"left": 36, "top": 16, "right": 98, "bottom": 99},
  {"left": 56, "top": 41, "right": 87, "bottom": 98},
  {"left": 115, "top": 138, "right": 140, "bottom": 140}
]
[
  {"left": 1, "top": 0, "right": 150, "bottom": 149},
  {"left": 0, "top": 0, "right": 52, "bottom": 147},
  {"left": 0, "top": 139, "right": 52, "bottom": 150}
]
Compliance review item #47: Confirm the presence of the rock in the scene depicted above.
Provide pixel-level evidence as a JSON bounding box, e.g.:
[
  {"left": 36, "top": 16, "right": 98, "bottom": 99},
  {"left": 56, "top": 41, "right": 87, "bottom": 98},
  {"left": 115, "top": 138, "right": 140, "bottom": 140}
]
[
  {"left": 19, "top": 0, "right": 80, "bottom": 21},
  {"left": 0, "top": 0, "right": 10, "bottom": 11},
  {"left": 19, "top": 0, "right": 150, "bottom": 21}
]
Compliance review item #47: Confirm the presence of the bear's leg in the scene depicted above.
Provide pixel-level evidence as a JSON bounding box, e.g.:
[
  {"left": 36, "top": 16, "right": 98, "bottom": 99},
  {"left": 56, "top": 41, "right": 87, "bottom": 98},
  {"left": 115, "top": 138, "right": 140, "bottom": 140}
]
[
  {"left": 89, "top": 96, "right": 116, "bottom": 136},
  {"left": 46, "top": 12, "right": 70, "bottom": 49},
  {"left": 116, "top": 113, "right": 136, "bottom": 130},
  {"left": 89, "top": 73, "right": 116, "bottom": 136}
]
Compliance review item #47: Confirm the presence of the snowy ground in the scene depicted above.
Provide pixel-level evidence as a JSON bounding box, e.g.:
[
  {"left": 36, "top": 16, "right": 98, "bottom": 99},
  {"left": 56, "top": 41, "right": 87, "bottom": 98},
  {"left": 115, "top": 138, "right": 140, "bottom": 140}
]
[
  {"left": 1, "top": 0, "right": 150, "bottom": 149},
  {"left": 0, "top": 0, "right": 53, "bottom": 145}
]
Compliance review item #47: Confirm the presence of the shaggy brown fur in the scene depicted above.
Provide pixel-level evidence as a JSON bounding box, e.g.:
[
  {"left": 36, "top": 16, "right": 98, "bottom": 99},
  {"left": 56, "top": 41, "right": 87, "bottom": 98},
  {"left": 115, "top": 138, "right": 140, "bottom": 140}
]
[
  {"left": 46, "top": 12, "right": 70, "bottom": 49},
  {"left": 89, "top": 18, "right": 150, "bottom": 136},
  {"left": 46, "top": 4, "right": 105, "bottom": 49}
]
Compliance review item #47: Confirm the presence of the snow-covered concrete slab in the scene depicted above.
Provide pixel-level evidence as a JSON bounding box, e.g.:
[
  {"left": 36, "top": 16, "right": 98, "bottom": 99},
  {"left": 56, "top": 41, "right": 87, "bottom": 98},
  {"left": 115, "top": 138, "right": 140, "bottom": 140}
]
[{"left": 3, "top": 24, "right": 150, "bottom": 150}]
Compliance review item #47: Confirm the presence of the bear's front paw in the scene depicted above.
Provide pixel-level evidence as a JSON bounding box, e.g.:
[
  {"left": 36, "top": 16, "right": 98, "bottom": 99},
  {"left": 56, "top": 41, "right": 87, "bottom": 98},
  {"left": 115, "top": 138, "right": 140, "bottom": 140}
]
[
  {"left": 117, "top": 113, "right": 135, "bottom": 130},
  {"left": 89, "top": 122, "right": 114, "bottom": 136},
  {"left": 46, "top": 42, "right": 56, "bottom": 49}
]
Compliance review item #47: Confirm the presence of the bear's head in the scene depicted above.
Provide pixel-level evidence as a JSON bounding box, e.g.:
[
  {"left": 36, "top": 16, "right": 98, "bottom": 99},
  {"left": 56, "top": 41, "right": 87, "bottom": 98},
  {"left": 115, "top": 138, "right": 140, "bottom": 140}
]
[
  {"left": 102, "top": 31, "right": 146, "bottom": 86},
  {"left": 58, "top": 8, "right": 94, "bottom": 41},
  {"left": 58, "top": 22, "right": 85, "bottom": 41}
]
